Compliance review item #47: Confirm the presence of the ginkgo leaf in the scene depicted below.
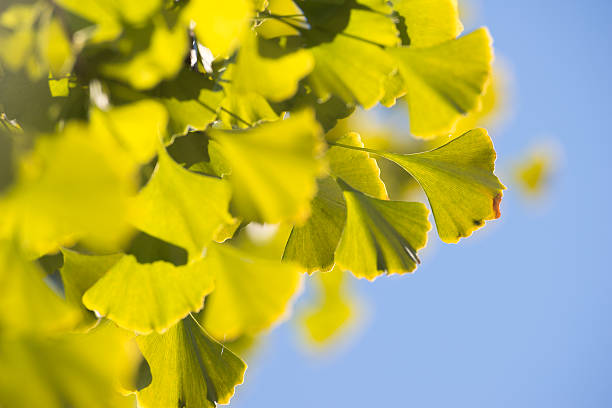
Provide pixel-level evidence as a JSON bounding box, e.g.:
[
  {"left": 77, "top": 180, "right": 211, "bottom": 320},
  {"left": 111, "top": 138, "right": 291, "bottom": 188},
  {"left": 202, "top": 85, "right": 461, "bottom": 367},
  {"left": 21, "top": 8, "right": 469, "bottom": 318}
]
[
  {"left": 0, "top": 241, "right": 79, "bottom": 333},
  {"left": 373, "top": 128, "right": 506, "bottom": 243},
  {"left": 283, "top": 132, "right": 386, "bottom": 272},
  {"left": 388, "top": 28, "right": 493, "bottom": 137},
  {"left": 393, "top": 0, "right": 463, "bottom": 47},
  {"left": 335, "top": 179, "right": 431, "bottom": 280},
  {"left": 152, "top": 69, "right": 223, "bottom": 136},
  {"left": 202, "top": 244, "right": 302, "bottom": 340},
  {"left": 0, "top": 323, "right": 137, "bottom": 408},
  {"left": 181, "top": 0, "right": 252, "bottom": 58},
  {"left": 90, "top": 100, "right": 168, "bottom": 164},
  {"left": 2, "top": 123, "right": 133, "bottom": 255},
  {"left": 232, "top": 33, "right": 314, "bottom": 102},
  {"left": 129, "top": 148, "right": 233, "bottom": 259},
  {"left": 60, "top": 249, "right": 123, "bottom": 329},
  {"left": 100, "top": 17, "right": 187, "bottom": 90},
  {"left": 256, "top": 0, "right": 307, "bottom": 38},
  {"left": 308, "top": 35, "right": 396, "bottom": 109},
  {"left": 208, "top": 110, "right": 324, "bottom": 223},
  {"left": 136, "top": 317, "right": 247, "bottom": 408},
  {"left": 83, "top": 255, "right": 214, "bottom": 334},
  {"left": 218, "top": 64, "right": 280, "bottom": 128},
  {"left": 38, "top": 15, "right": 73, "bottom": 77},
  {"left": 300, "top": 268, "right": 357, "bottom": 344}
]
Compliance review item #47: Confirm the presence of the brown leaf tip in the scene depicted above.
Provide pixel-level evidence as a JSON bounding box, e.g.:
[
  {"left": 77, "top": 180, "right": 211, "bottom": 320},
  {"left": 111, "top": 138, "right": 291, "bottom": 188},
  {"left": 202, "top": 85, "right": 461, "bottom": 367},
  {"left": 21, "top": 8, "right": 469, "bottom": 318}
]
[{"left": 492, "top": 193, "right": 503, "bottom": 219}]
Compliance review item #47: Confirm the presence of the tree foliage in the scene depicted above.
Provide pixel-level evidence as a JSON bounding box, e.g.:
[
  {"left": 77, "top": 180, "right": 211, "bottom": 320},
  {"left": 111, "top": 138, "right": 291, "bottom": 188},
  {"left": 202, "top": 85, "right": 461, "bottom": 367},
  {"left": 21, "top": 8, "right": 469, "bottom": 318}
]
[{"left": 0, "top": 0, "right": 505, "bottom": 406}]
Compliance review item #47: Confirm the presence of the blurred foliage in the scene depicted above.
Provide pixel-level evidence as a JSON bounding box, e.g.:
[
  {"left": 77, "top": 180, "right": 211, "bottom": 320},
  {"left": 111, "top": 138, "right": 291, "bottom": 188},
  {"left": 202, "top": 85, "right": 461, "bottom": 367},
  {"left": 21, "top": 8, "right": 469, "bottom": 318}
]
[{"left": 0, "top": 0, "right": 511, "bottom": 406}]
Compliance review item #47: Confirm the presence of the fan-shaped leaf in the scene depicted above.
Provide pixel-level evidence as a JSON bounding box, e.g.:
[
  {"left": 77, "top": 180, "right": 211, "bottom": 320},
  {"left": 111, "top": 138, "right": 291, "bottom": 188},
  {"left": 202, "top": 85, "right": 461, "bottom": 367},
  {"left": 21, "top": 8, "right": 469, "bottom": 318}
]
[
  {"left": 335, "top": 179, "right": 431, "bottom": 280},
  {"left": 83, "top": 255, "right": 214, "bottom": 334},
  {"left": 136, "top": 317, "right": 246, "bottom": 408},
  {"left": 202, "top": 244, "right": 302, "bottom": 340},
  {"left": 376, "top": 128, "right": 505, "bottom": 242},
  {"left": 129, "top": 148, "right": 233, "bottom": 259},
  {"left": 388, "top": 28, "right": 493, "bottom": 137},
  {"left": 208, "top": 110, "right": 324, "bottom": 223},
  {"left": 393, "top": 0, "right": 463, "bottom": 47}
]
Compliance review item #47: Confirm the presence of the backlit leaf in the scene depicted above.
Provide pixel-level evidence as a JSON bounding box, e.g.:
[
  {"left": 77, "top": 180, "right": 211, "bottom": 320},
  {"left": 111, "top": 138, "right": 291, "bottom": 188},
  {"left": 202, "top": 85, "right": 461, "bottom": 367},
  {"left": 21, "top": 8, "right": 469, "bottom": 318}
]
[
  {"left": 393, "top": 0, "right": 463, "bottom": 47},
  {"left": 136, "top": 317, "right": 247, "bottom": 408},
  {"left": 388, "top": 28, "right": 493, "bottom": 137},
  {"left": 375, "top": 128, "right": 505, "bottom": 243},
  {"left": 208, "top": 110, "right": 324, "bottom": 223},
  {"left": 202, "top": 244, "right": 302, "bottom": 340},
  {"left": 129, "top": 148, "right": 233, "bottom": 259},
  {"left": 83, "top": 255, "right": 214, "bottom": 334},
  {"left": 335, "top": 179, "right": 430, "bottom": 280}
]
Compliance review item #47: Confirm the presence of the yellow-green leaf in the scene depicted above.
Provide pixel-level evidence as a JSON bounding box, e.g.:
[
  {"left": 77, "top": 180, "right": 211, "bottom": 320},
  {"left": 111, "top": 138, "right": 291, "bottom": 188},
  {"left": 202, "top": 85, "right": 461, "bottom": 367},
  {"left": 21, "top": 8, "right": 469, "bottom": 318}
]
[
  {"left": 59, "top": 249, "right": 123, "bottom": 330},
  {"left": 393, "top": 0, "right": 463, "bottom": 47},
  {"left": 209, "top": 110, "right": 324, "bottom": 223},
  {"left": 136, "top": 317, "right": 246, "bottom": 408},
  {"left": 83, "top": 255, "right": 214, "bottom": 334},
  {"left": 376, "top": 128, "right": 505, "bottom": 243},
  {"left": 0, "top": 241, "right": 79, "bottom": 333},
  {"left": 181, "top": 0, "right": 252, "bottom": 58},
  {"left": 232, "top": 33, "right": 314, "bottom": 102},
  {"left": 38, "top": 15, "right": 73, "bottom": 77},
  {"left": 283, "top": 132, "right": 387, "bottom": 272},
  {"left": 335, "top": 179, "right": 431, "bottom": 280},
  {"left": 0, "top": 323, "right": 137, "bottom": 408},
  {"left": 129, "top": 148, "right": 233, "bottom": 259},
  {"left": 388, "top": 28, "right": 493, "bottom": 137},
  {"left": 202, "top": 244, "right": 302, "bottom": 340}
]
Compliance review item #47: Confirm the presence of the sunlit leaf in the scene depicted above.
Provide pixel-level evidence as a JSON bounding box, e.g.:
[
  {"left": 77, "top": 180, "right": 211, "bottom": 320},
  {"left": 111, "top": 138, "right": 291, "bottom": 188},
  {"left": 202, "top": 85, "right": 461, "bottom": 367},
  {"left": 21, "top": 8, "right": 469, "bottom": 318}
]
[
  {"left": 152, "top": 69, "right": 223, "bottom": 136},
  {"left": 100, "top": 17, "right": 187, "bottom": 90},
  {"left": 232, "top": 33, "right": 314, "bottom": 102},
  {"left": 256, "top": 0, "right": 307, "bottom": 38},
  {"left": 0, "top": 241, "right": 79, "bottom": 333},
  {"left": 2, "top": 124, "right": 133, "bottom": 255},
  {"left": 334, "top": 179, "right": 430, "bottom": 280},
  {"left": 181, "top": 0, "right": 253, "bottom": 58},
  {"left": 136, "top": 317, "right": 246, "bottom": 408},
  {"left": 83, "top": 255, "right": 214, "bottom": 334},
  {"left": 0, "top": 323, "right": 137, "bottom": 408},
  {"left": 129, "top": 148, "right": 233, "bottom": 259},
  {"left": 284, "top": 132, "right": 386, "bottom": 272},
  {"left": 300, "top": 268, "right": 356, "bottom": 344},
  {"left": 388, "top": 28, "right": 493, "bottom": 137},
  {"left": 208, "top": 109, "right": 324, "bottom": 223},
  {"left": 393, "top": 0, "right": 463, "bottom": 47},
  {"left": 374, "top": 128, "right": 505, "bottom": 242},
  {"left": 202, "top": 244, "right": 302, "bottom": 340},
  {"left": 38, "top": 15, "right": 73, "bottom": 77},
  {"left": 60, "top": 249, "right": 123, "bottom": 330}
]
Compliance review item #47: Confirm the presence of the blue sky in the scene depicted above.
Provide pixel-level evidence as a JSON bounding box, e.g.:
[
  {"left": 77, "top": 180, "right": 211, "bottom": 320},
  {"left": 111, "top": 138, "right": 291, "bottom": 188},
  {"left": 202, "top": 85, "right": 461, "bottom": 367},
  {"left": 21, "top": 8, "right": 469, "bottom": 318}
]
[{"left": 232, "top": 1, "right": 612, "bottom": 407}]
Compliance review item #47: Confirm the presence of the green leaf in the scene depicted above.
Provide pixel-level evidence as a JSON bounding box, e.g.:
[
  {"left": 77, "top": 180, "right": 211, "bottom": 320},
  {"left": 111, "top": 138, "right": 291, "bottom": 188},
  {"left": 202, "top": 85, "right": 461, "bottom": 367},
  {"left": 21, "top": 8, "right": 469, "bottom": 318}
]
[
  {"left": 38, "top": 15, "right": 74, "bottom": 77},
  {"left": 0, "top": 323, "right": 137, "bottom": 408},
  {"left": 129, "top": 148, "right": 233, "bottom": 259},
  {"left": 181, "top": 0, "right": 253, "bottom": 58},
  {"left": 388, "top": 28, "right": 493, "bottom": 137},
  {"left": 90, "top": 100, "right": 168, "bottom": 165},
  {"left": 208, "top": 109, "right": 324, "bottom": 223},
  {"left": 283, "top": 132, "right": 386, "bottom": 272},
  {"left": 308, "top": 35, "right": 396, "bottom": 109},
  {"left": 202, "top": 244, "right": 302, "bottom": 340},
  {"left": 1, "top": 123, "right": 133, "bottom": 255},
  {"left": 59, "top": 249, "right": 123, "bottom": 330},
  {"left": 100, "top": 17, "right": 187, "bottom": 90},
  {"left": 136, "top": 317, "right": 247, "bottom": 408},
  {"left": 152, "top": 69, "right": 223, "bottom": 136},
  {"left": 393, "top": 0, "right": 463, "bottom": 47},
  {"left": 300, "top": 268, "right": 356, "bottom": 344},
  {"left": 83, "top": 255, "right": 214, "bottom": 334},
  {"left": 374, "top": 128, "right": 506, "bottom": 243},
  {"left": 219, "top": 63, "right": 280, "bottom": 128},
  {"left": 256, "top": 0, "right": 307, "bottom": 38},
  {"left": 0, "top": 241, "right": 79, "bottom": 333},
  {"left": 232, "top": 33, "right": 314, "bottom": 102},
  {"left": 335, "top": 179, "right": 431, "bottom": 280}
]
